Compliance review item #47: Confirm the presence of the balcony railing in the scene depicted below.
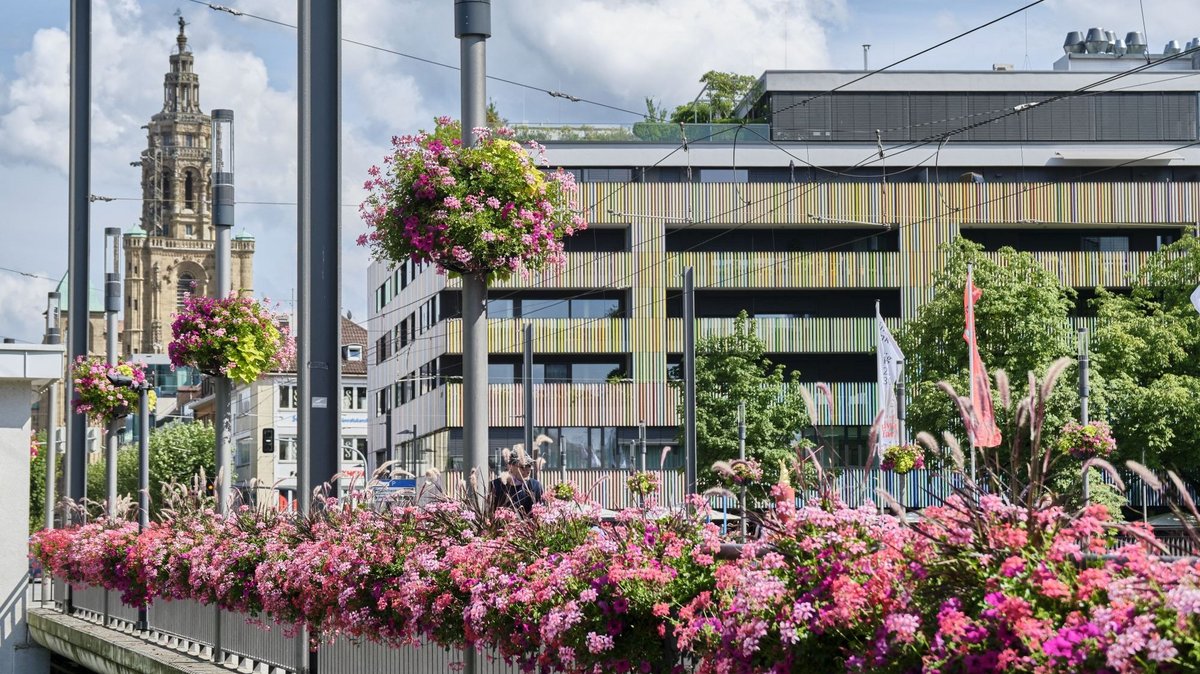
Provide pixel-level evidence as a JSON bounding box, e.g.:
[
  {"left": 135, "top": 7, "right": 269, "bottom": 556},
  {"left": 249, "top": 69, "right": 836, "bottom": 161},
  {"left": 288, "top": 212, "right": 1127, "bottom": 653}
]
[
  {"left": 981, "top": 250, "right": 1153, "bottom": 287},
  {"left": 437, "top": 380, "right": 877, "bottom": 427},
  {"left": 666, "top": 250, "right": 901, "bottom": 289}
]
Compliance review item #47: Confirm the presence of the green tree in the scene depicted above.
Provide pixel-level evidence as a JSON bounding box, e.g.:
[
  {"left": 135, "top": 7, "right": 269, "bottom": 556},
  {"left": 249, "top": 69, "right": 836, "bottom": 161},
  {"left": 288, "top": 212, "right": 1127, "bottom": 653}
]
[
  {"left": 672, "top": 312, "right": 809, "bottom": 487},
  {"left": 900, "top": 238, "right": 1083, "bottom": 442},
  {"left": 669, "top": 71, "right": 758, "bottom": 124},
  {"left": 1092, "top": 234, "right": 1200, "bottom": 472},
  {"left": 643, "top": 97, "right": 668, "bottom": 123},
  {"left": 485, "top": 100, "right": 507, "bottom": 129},
  {"left": 29, "top": 430, "right": 56, "bottom": 531},
  {"left": 85, "top": 421, "right": 216, "bottom": 514}
]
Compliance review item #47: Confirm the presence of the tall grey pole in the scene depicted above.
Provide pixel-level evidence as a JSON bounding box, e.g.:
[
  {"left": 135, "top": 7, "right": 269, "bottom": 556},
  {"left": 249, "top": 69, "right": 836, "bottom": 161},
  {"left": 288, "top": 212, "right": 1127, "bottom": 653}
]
[
  {"left": 210, "top": 108, "right": 235, "bottom": 669},
  {"left": 298, "top": 0, "right": 342, "bottom": 515},
  {"left": 45, "top": 292, "right": 62, "bottom": 532},
  {"left": 212, "top": 109, "right": 234, "bottom": 514},
  {"left": 66, "top": 0, "right": 91, "bottom": 522},
  {"left": 104, "top": 227, "right": 120, "bottom": 517},
  {"left": 298, "top": 3, "right": 341, "bottom": 672},
  {"left": 682, "top": 267, "right": 698, "bottom": 497},
  {"left": 523, "top": 323, "right": 534, "bottom": 460},
  {"left": 458, "top": 1, "right": 492, "bottom": 522},
  {"left": 1078, "top": 328, "right": 1090, "bottom": 505},
  {"left": 737, "top": 401, "right": 746, "bottom": 540},
  {"left": 135, "top": 382, "right": 149, "bottom": 631}
]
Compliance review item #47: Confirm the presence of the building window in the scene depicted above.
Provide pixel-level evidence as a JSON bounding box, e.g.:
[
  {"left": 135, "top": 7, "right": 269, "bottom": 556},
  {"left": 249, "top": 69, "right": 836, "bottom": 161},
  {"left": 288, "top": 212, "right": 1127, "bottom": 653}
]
[
  {"left": 176, "top": 273, "right": 195, "bottom": 309},
  {"left": 184, "top": 171, "right": 196, "bottom": 210},
  {"left": 235, "top": 436, "right": 254, "bottom": 467},
  {"left": 342, "top": 437, "right": 368, "bottom": 463},
  {"left": 278, "top": 436, "right": 297, "bottom": 462},
  {"left": 343, "top": 345, "right": 363, "bottom": 362},
  {"left": 342, "top": 385, "right": 367, "bottom": 411},
  {"left": 1081, "top": 235, "right": 1130, "bottom": 252},
  {"left": 375, "top": 388, "right": 390, "bottom": 415},
  {"left": 278, "top": 384, "right": 298, "bottom": 410}
]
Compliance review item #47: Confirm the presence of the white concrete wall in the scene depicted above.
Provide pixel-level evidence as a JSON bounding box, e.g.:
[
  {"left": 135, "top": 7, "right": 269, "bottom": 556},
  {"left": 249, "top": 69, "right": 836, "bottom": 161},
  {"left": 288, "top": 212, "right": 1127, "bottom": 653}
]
[{"left": 0, "top": 381, "right": 49, "bottom": 674}]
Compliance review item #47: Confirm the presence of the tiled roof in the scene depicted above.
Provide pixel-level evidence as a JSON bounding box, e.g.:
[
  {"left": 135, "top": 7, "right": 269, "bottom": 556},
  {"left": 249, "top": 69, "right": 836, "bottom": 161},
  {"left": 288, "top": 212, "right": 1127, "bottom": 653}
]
[{"left": 275, "top": 316, "right": 368, "bottom": 375}]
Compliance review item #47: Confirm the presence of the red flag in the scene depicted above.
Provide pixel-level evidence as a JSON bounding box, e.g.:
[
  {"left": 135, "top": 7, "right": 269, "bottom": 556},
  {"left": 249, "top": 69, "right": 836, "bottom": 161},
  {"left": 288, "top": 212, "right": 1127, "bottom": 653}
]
[{"left": 964, "top": 268, "right": 1002, "bottom": 447}]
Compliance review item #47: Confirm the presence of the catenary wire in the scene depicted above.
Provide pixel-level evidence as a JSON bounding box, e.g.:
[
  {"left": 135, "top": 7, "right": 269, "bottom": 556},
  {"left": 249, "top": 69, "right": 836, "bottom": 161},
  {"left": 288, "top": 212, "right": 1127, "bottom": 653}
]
[{"left": 186, "top": 0, "right": 646, "bottom": 118}]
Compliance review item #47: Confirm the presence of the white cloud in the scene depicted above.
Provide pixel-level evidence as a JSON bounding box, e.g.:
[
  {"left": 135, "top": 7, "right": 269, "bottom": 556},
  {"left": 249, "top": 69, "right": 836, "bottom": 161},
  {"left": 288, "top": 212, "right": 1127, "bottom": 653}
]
[{"left": 0, "top": 272, "right": 56, "bottom": 343}]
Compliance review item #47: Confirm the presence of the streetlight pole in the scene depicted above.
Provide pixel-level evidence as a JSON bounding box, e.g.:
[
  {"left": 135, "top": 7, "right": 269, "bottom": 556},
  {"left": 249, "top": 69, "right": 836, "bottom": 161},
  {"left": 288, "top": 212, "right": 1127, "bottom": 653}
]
[
  {"left": 212, "top": 109, "right": 234, "bottom": 514},
  {"left": 457, "top": 0, "right": 492, "bottom": 516},
  {"left": 44, "top": 292, "right": 62, "bottom": 532},
  {"left": 104, "top": 227, "right": 121, "bottom": 518}
]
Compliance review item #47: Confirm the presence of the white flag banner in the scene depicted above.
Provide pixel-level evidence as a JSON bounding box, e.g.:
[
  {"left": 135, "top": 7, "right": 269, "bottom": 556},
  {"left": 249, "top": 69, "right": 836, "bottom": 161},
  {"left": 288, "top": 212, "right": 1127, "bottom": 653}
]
[
  {"left": 1191, "top": 284, "right": 1200, "bottom": 315},
  {"left": 876, "top": 306, "right": 905, "bottom": 449}
]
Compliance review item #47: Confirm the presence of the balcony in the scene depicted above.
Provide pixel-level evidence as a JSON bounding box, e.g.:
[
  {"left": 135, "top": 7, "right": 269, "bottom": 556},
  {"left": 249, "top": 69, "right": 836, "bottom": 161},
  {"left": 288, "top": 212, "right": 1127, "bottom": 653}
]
[
  {"left": 437, "top": 380, "right": 877, "bottom": 427},
  {"left": 666, "top": 250, "right": 900, "bottom": 288},
  {"left": 667, "top": 316, "right": 896, "bottom": 354},
  {"left": 442, "top": 317, "right": 630, "bottom": 355},
  {"left": 981, "top": 249, "right": 1152, "bottom": 287}
]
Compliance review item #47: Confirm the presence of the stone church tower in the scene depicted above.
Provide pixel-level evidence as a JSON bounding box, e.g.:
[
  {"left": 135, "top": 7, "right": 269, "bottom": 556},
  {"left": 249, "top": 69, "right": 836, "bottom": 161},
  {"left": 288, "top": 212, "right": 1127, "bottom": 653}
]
[{"left": 122, "top": 18, "right": 254, "bottom": 357}]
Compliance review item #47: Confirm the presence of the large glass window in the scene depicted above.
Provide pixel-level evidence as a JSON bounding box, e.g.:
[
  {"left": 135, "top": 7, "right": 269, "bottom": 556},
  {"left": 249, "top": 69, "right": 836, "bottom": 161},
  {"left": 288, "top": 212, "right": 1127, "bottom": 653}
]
[
  {"left": 278, "top": 384, "right": 298, "bottom": 410},
  {"left": 342, "top": 437, "right": 368, "bottom": 463},
  {"left": 278, "top": 436, "right": 297, "bottom": 462},
  {"left": 342, "top": 385, "right": 367, "bottom": 411}
]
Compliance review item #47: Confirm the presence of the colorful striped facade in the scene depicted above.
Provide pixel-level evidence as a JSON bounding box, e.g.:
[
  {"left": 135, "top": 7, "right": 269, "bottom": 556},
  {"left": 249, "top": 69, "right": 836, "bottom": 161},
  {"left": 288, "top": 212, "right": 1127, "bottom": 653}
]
[
  {"left": 367, "top": 63, "right": 1200, "bottom": 473},
  {"left": 367, "top": 178, "right": 1200, "bottom": 473}
]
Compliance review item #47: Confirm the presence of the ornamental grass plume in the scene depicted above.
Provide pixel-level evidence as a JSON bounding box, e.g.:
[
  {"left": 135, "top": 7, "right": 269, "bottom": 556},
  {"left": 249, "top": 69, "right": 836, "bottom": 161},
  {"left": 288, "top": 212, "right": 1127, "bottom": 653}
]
[{"left": 358, "top": 118, "right": 587, "bottom": 282}]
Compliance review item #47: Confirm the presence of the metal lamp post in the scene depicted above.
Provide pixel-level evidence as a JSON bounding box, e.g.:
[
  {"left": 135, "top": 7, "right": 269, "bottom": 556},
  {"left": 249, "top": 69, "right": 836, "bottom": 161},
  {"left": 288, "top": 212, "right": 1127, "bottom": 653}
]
[
  {"left": 104, "top": 226, "right": 121, "bottom": 518},
  {"left": 106, "top": 371, "right": 152, "bottom": 631},
  {"left": 212, "top": 109, "right": 234, "bottom": 514},
  {"left": 44, "top": 292, "right": 62, "bottom": 532}
]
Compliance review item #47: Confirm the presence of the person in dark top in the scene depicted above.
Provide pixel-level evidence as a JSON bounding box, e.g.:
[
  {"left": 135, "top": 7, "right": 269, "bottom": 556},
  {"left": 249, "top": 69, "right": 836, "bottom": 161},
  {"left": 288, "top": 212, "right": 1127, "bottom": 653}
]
[{"left": 489, "top": 452, "right": 544, "bottom": 514}]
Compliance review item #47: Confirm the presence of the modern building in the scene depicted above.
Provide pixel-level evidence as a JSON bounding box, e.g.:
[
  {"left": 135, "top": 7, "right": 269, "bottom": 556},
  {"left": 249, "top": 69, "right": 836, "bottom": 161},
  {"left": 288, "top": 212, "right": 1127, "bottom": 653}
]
[
  {"left": 122, "top": 18, "right": 254, "bottom": 359},
  {"left": 366, "top": 32, "right": 1200, "bottom": 474},
  {"left": 190, "top": 316, "right": 369, "bottom": 506}
]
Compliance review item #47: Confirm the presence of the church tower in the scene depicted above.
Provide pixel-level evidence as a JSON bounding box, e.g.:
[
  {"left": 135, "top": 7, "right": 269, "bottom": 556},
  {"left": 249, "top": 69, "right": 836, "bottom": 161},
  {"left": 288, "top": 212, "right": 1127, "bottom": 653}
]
[{"left": 123, "top": 18, "right": 254, "bottom": 357}]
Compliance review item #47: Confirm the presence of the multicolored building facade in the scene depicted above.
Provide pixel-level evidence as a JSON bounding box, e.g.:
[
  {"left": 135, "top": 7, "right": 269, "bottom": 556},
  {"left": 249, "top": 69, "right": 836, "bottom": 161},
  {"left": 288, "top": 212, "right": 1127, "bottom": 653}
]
[{"left": 366, "top": 50, "right": 1200, "bottom": 475}]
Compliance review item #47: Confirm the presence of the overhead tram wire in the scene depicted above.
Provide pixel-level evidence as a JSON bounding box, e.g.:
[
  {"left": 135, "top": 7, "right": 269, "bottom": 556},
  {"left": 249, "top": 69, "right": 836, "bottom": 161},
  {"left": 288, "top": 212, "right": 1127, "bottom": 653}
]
[
  {"left": 767, "top": 0, "right": 1049, "bottom": 119},
  {"left": 140, "top": 8, "right": 1200, "bottom": 355},
  {"left": 188, "top": 0, "right": 645, "bottom": 118},
  {"left": 490, "top": 44, "right": 1200, "bottom": 344}
]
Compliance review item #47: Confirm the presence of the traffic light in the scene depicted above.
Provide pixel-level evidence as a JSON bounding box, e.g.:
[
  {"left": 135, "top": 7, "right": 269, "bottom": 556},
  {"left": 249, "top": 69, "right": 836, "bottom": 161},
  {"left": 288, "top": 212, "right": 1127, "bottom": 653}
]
[{"left": 262, "top": 428, "right": 275, "bottom": 454}]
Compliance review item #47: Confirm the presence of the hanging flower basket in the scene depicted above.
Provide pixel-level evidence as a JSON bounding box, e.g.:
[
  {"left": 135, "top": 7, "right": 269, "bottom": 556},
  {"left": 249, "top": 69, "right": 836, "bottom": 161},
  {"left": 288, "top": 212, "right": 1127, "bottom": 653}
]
[
  {"left": 1058, "top": 420, "right": 1116, "bottom": 461},
  {"left": 169, "top": 294, "right": 295, "bottom": 385},
  {"left": 358, "top": 117, "right": 587, "bottom": 282},
  {"left": 71, "top": 356, "right": 157, "bottom": 425},
  {"left": 881, "top": 443, "right": 925, "bottom": 474},
  {"left": 627, "top": 470, "right": 660, "bottom": 497}
]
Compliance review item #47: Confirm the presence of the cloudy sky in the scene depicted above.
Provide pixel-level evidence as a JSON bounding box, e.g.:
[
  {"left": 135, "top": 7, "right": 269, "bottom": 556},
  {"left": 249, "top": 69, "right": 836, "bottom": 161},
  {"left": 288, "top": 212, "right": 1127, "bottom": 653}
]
[{"left": 1, "top": 0, "right": 1198, "bottom": 343}]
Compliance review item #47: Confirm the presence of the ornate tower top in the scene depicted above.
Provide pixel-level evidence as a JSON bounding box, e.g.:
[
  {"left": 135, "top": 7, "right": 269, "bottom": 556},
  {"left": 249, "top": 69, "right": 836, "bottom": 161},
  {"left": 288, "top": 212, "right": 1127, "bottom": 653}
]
[{"left": 163, "top": 15, "right": 200, "bottom": 114}]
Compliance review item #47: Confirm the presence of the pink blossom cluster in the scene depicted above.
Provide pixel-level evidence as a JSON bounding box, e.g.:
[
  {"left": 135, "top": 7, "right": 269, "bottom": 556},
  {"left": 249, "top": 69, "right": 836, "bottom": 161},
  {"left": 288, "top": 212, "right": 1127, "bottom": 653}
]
[
  {"left": 358, "top": 118, "right": 587, "bottom": 282},
  {"left": 169, "top": 293, "right": 295, "bottom": 384},
  {"left": 30, "top": 491, "right": 1200, "bottom": 673},
  {"left": 71, "top": 356, "right": 153, "bottom": 425}
]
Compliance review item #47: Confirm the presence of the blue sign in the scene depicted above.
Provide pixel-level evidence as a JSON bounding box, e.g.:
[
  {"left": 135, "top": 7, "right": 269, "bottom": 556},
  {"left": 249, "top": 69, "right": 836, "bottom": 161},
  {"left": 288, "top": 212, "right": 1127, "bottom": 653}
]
[{"left": 387, "top": 479, "right": 417, "bottom": 489}]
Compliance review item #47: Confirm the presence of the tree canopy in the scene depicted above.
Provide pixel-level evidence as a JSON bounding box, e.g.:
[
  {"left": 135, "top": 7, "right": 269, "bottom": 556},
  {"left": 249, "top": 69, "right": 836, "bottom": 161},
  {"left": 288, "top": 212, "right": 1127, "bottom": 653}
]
[
  {"left": 668, "top": 71, "right": 758, "bottom": 124},
  {"left": 86, "top": 421, "right": 216, "bottom": 514},
  {"left": 672, "top": 312, "right": 809, "bottom": 486},
  {"left": 900, "top": 238, "right": 1080, "bottom": 441},
  {"left": 1092, "top": 234, "right": 1200, "bottom": 472}
]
